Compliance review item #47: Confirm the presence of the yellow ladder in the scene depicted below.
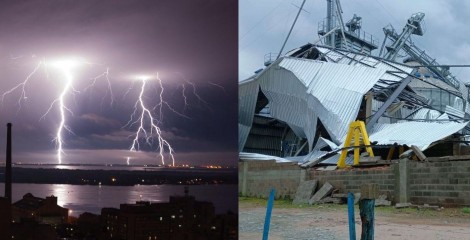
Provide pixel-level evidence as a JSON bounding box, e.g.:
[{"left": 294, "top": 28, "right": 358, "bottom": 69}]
[{"left": 337, "top": 121, "right": 374, "bottom": 168}]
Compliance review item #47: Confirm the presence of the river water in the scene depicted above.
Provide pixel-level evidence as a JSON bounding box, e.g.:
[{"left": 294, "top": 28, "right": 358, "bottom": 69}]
[{"left": 0, "top": 183, "right": 237, "bottom": 216}]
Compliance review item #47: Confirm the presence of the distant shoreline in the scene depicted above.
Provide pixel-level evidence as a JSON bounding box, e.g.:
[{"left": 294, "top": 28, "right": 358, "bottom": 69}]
[{"left": 0, "top": 167, "right": 237, "bottom": 186}]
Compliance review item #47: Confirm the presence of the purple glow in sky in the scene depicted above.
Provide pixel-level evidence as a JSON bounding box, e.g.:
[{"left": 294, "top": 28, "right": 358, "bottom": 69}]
[{"left": 0, "top": 0, "right": 237, "bottom": 166}]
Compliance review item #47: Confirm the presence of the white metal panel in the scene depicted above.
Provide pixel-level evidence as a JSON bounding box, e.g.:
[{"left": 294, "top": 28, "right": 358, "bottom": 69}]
[
  {"left": 238, "top": 78, "right": 260, "bottom": 151},
  {"left": 276, "top": 57, "right": 386, "bottom": 144},
  {"left": 445, "top": 105, "right": 465, "bottom": 118},
  {"left": 369, "top": 121, "right": 468, "bottom": 150},
  {"left": 316, "top": 46, "right": 414, "bottom": 84},
  {"left": 239, "top": 152, "right": 292, "bottom": 163}
]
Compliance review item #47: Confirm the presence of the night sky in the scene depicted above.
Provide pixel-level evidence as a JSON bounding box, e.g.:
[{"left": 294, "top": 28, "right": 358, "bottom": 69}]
[{"left": 0, "top": 0, "right": 238, "bottom": 166}]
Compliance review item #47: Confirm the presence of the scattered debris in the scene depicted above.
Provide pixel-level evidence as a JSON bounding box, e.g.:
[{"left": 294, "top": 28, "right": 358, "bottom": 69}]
[
  {"left": 417, "top": 204, "right": 440, "bottom": 210},
  {"left": 331, "top": 193, "right": 348, "bottom": 198},
  {"left": 309, "top": 182, "right": 334, "bottom": 205},
  {"left": 399, "top": 150, "right": 413, "bottom": 159},
  {"left": 293, "top": 180, "right": 318, "bottom": 205},
  {"left": 316, "top": 166, "right": 337, "bottom": 171},
  {"left": 359, "top": 156, "right": 381, "bottom": 164},
  {"left": 375, "top": 194, "right": 391, "bottom": 206},
  {"left": 395, "top": 203, "right": 413, "bottom": 209},
  {"left": 318, "top": 197, "right": 344, "bottom": 204}
]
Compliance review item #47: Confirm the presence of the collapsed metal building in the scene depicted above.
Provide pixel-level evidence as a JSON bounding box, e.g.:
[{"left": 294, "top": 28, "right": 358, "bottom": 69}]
[{"left": 239, "top": 0, "right": 470, "bottom": 167}]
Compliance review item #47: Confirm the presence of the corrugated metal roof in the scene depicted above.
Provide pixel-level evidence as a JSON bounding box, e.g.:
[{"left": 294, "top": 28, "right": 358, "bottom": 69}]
[
  {"left": 320, "top": 153, "right": 354, "bottom": 165},
  {"left": 313, "top": 137, "right": 339, "bottom": 151},
  {"left": 405, "top": 108, "right": 443, "bottom": 120},
  {"left": 445, "top": 105, "right": 465, "bottom": 118},
  {"left": 316, "top": 46, "right": 414, "bottom": 89},
  {"left": 239, "top": 56, "right": 389, "bottom": 152},
  {"left": 239, "top": 78, "right": 260, "bottom": 151},
  {"left": 369, "top": 121, "right": 468, "bottom": 150},
  {"left": 239, "top": 152, "right": 292, "bottom": 163},
  {"left": 275, "top": 57, "right": 386, "bottom": 144}
]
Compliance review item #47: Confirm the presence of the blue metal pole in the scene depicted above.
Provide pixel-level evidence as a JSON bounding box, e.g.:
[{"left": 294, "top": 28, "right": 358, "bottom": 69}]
[
  {"left": 347, "top": 192, "right": 356, "bottom": 240},
  {"left": 262, "top": 188, "right": 276, "bottom": 240}
]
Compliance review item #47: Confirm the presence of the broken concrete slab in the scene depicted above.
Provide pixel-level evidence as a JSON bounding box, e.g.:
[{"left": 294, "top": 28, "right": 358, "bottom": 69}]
[
  {"left": 411, "top": 145, "right": 427, "bottom": 161},
  {"left": 292, "top": 180, "right": 318, "bottom": 205},
  {"left": 395, "top": 202, "right": 412, "bottom": 209},
  {"left": 417, "top": 204, "right": 439, "bottom": 210},
  {"left": 375, "top": 200, "right": 391, "bottom": 206},
  {"left": 375, "top": 194, "right": 391, "bottom": 206},
  {"left": 309, "top": 182, "right": 334, "bottom": 205},
  {"left": 331, "top": 193, "right": 348, "bottom": 198}
]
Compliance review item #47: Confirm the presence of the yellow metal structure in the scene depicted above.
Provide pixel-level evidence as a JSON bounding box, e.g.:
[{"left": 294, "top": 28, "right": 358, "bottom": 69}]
[{"left": 337, "top": 121, "right": 374, "bottom": 168}]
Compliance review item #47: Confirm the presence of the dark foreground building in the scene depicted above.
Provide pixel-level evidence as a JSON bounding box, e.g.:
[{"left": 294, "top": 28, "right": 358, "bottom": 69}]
[
  {"left": 12, "top": 193, "right": 69, "bottom": 225},
  {"left": 101, "top": 187, "right": 237, "bottom": 240}
]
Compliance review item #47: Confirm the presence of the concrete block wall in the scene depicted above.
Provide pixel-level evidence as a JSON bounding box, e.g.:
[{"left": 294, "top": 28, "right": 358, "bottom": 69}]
[
  {"left": 310, "top": 168, "right": 395, "bottom": 200},
  {"left": 239, "top": 158, "right": 470, "bottom": 207},
  {"left": 409, "top": 161, "right": 470, "bottom": 206},
  {"left": 239, "top": 160, "right": 303, "bottom": 199}
]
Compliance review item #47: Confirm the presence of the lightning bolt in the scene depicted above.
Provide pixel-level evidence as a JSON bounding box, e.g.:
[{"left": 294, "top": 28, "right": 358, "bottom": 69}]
[
  {"left": 84, "top": 67, "right": 115, "bottom": 106},
  {"left": 172, "top": 72, "right": 211, "bottom": 112},
  {"left": 50, "top": 70, "right": 74, "bottom": 164},
  {"left": 153, "top": 76, "right": 190, "bottom": 120},
  {"left": 2, "top": 57, "right": 111, "bottom": 164},
  {"left": 208, "top": 81, "right": 227, "bottom": 95},
  {"left": 125, "top": 75, "right": 175, "bottom": 166},
  {"left": 1, "top": 59, "right": 45, "bottom": 111},
  {"left": 181, "top": 83, "right": 189, "bottom": 108}
]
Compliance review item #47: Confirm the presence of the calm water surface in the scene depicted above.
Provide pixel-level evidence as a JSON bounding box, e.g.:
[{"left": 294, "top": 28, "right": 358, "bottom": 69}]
[{"left": 0, "top": 183, "right": 237, "bottom": 216}]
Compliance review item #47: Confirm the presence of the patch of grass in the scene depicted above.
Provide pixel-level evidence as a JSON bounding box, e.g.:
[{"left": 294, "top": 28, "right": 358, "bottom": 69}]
[
  {"left": 239, "top": 196, "right": 294, "bottom": 207},
  {"left": 462, "top": 207, "right": 470, "bottom": 214},
  {"left": 239, "top": 197, "right": 348, "bottom": 210}
]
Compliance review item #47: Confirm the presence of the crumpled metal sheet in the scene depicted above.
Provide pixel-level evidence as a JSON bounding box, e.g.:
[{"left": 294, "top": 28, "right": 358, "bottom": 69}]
[{"left": 369, "top": 121, "right": 469, "bottom": 150}]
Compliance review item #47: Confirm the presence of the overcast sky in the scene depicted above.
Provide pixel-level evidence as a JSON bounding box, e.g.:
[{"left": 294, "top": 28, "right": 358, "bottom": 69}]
[
  {"left": 240, "top": 0, "right": 470, "bottom": 82},
  {"left": 0, "top": 0, "right": 237, "bottom": 166}
]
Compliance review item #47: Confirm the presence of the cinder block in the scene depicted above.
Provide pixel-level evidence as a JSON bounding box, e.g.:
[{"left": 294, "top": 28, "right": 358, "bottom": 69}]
[{"left": 309, "top": 182, "right": 334, "bottom": 205}]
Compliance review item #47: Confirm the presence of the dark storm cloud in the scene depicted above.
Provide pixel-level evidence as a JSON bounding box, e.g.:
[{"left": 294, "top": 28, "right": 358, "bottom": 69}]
[{"left": 0, "top": 0, "right": 238, "bottom": 166}]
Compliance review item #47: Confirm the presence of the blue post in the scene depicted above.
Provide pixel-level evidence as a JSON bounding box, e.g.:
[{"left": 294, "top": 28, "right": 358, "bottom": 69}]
[
  {"left": 262, "top": 188, "right": 275, "bottom": 240},
  {"left": 347, "top": 192, "right": 356, "bottom": 240},
  {"left": 359, "top": 199, "right": 375, "bottom": 240}
]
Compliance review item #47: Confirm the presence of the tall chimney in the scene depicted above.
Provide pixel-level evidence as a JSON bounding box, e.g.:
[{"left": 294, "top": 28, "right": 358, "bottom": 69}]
[{"left": 5, "top": 123, "right": 12, "bottom": 202}]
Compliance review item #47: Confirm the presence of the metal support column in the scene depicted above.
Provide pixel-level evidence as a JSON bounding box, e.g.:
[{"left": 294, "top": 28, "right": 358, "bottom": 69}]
[{"left": 366, "top": 71, "right": 416, "bottom": 132}]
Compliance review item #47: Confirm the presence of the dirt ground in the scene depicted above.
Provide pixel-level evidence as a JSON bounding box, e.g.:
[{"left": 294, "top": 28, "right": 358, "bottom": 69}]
[{"left": 239, "top": 198, "right": 470, "bottom": 240}]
